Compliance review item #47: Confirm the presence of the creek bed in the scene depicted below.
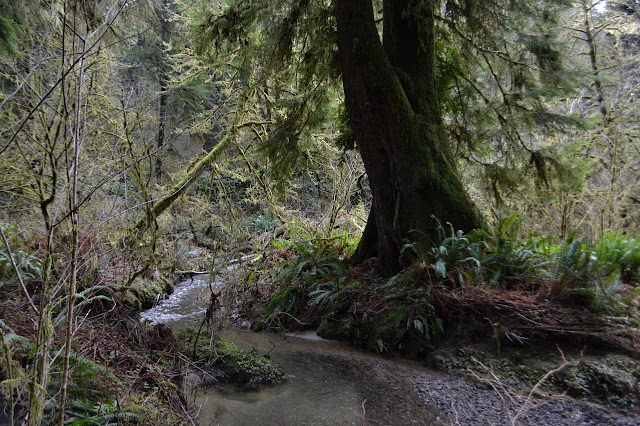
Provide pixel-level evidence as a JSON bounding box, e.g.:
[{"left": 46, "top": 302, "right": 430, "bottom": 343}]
[
  {"left": 140, "top": 274, "right": 442, "bottom": 425},
  {"left": 195, "top": 327, "right": 442, "bottom": 425},
  {"left": 141, "top": 274, "right": 640, "bottom": 426}
]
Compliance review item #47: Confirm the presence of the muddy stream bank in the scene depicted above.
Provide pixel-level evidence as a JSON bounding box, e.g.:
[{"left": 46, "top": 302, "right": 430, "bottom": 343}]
[{"left": 141, "top": 274, "right": 640, "bottom": 425}]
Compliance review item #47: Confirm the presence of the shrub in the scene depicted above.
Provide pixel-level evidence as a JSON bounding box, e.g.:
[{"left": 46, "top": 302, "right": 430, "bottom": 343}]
[
  {"left": 426, "top": 219, "right": 486, "bottom": 287},
  {"left": 0, "top": 222, "right": 41, "bottom": 288}
]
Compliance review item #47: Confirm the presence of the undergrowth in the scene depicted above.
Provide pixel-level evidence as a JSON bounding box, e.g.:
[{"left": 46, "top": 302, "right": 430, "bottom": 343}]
[
  {"left": 0, "top": 303, "right": 191, "bottom": 425},
  {"left": 0, "top": 222, "right": 42, "bottom": 290},
  {"left": 238, "top": 214, "right": 640, "bottom": 355}
]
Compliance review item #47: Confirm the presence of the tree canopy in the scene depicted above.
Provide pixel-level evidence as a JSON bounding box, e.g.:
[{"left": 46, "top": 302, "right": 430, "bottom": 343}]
[
  {"left": 192, "top": 0, "right": 584, "bottom": 274},
  {"left": 1, "top": 1, "right": 640, "bottom": 423}
]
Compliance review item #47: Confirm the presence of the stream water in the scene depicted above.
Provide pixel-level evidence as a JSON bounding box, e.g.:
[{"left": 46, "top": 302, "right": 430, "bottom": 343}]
[{"left": 141, "top": 274, "right": 442, "bottom": 425}]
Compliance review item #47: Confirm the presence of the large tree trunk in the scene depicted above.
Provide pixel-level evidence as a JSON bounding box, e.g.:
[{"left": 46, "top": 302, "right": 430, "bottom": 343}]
[{"left": 335, "top": 0, "right": 484, "bottom": 276}]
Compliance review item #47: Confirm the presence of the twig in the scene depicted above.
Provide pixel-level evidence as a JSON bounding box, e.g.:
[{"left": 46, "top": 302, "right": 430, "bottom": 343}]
[
  {"left": 450, "top": 400, "right": 461, "bottom": 426},
  {"left": 0, "top": 225, "right": 39, "bottom": 314},
  {"left": 511, "top": 346, "right": 576, "bottom": 425},
  {"left": 469, "top": 357, "right": 519, "bottom": 418}
]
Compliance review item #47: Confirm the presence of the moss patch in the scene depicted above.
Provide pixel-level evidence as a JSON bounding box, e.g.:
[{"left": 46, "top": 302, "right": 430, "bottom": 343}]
[
  {"left": 178, "top": 329, "right": 285, "bottom": 389},
  {"left": 556, "top": 355, "right": 640, "bottom": 408},
  {"left": 427, "top": 337, "right": 640, "bottom": 409},
  {"left": 121, "top": 275, "right": 173, "bottom": 311},
  {"left": 212, "top": 339, "right": 285, "bottom": 388},
  {"left": 317, "top": 317, "right": 354, "bottom": 341}
]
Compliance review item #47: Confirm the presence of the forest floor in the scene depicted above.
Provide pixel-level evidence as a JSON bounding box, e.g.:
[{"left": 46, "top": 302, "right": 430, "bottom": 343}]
[
  {"left": 2, "top": 236, "right": 640, "bottom": 425},
  {"left": 0, "top": 286, "right": 194, "bottom": 425},
  {"left": 3, "top": 277, "right": 640, "bottom": 425},
  {"left": 412, "top": 337, "right": 640, "bottom": 425}
]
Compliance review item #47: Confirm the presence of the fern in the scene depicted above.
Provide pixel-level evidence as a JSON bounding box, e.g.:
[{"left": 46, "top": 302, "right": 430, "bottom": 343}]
[
  {"left": 266, "top": 286, "right": 302, "bottom": 315},
  {"left": 596, "top": 234, "right": 640, "bottom": 284},
  {"left": 308, "top": 281, "right": 337, "bottom": 307},
  {"left": 52, "top": 286, "right": 113, "bottom": 327},
  {"left": 428, "top": 218, "right": 486, "bottom": 287},
  {"left": 551, "top": 234, "right": 594, "bottom": 287},
  {"left": 0, "top": 222, "right": 42, "bottom": 285},
  {"left": 67, "top": 412, "right": 141, "bottom": 426},
  {"left": 481, "top": 215, "right": 546, "bottom": 288},
  {"left": 248, "top": 214, "right": 280, "bottom": 235}
]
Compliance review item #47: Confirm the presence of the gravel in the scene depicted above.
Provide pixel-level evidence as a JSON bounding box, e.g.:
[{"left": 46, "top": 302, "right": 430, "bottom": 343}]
[{"left": 412, "top": 371, "right": 640, "bottom": 425}]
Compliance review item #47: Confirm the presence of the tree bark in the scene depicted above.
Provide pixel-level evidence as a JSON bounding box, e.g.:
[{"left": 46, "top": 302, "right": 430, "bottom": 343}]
[{"left": 335, "top": 0, "right": 484, "bottom": 276}]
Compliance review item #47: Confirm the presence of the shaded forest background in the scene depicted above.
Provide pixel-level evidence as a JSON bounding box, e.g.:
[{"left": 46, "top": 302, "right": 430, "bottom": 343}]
[{"left": 1, "top": 0, "right": 640, "bottom": 424}]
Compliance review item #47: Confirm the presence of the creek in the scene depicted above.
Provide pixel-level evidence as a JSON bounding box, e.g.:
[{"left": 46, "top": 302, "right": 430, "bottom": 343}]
[{"left": 140, "top": 274, "right": 442, "bottom": 425}]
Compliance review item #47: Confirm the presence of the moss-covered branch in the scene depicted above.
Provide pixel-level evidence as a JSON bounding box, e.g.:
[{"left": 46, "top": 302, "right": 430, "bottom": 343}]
[{"left": 128, "top": 129, "right": 235, "bottom": 241}]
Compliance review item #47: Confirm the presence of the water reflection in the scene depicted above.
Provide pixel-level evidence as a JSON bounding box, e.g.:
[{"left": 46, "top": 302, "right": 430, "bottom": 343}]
[
  {"left": 142, "top": 275, "right": 440, "bottom": 425},
  {"left": 195, "top": 327, "right": 440, "bottom": 425}
]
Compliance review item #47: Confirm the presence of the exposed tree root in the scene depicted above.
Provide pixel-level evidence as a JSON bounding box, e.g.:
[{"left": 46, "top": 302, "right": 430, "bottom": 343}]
[{"left": 432, "top": 287, "right": 640, "bottom": 354}]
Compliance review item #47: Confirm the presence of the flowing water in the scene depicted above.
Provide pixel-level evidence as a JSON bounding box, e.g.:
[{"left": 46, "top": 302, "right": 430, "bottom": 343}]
[{"left": 141, "top": 274, "right": 442, "bottom": 425}]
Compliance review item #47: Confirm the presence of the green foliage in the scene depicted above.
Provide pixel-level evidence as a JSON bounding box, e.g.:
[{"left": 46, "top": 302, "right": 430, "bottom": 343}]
[
  {"left": 481, "top": 214, "right": 544, "bottom": 288},
  {"left": 272, "top": 237, "right": 294, "bottom": 251},
  {"left": 422, "top": 214, "right": 639, "bottom": 312},
  {"left": 427, "top": 218, "right": 486, "bottom": 287},
  {"left": 46, "top": 352, "right": 127, "bottom": 425},
  {"left": 265, "top": 233, "right": 349, "bottom": 317},
  {"left": 196, "top": 170, "right": 251, "bottom": 202},
  {"left": 64, "top": 394, "right": 140, "bottom": 426},
  {"left": 331, "top": 229, "right": 360, "bottom": 257},
  {"left": 556, "top": 357, "right": 639, "bottom": 408},
  {"left": 411, "top": 311, "right": 444, "bottom": 342},
  {"left": 266, "top": 285, "right": 303, "bottom": 315},
  {"left": 334, "top": 101, "right": 355, "bottom": 150},
  {"left": 374, "top": 339, "right": 387, "bottom": 354},
  {"left": 548, "top": 234, "right": 597, "bottom": 290},
  {"left": 247, "top": 214, "right": 280, "bottom": 235},
  {"left": 435, "top": 31, "right": 466, "bottom": 116},
  {"left": 160, "top": 236, "right": 209, "bottom": 272},
  {"left": 0, "top": 320, "right": 28, "bottom": 404},
  {"left": 51, "top": 287, "right": 113, "bottom": 328},
  {"left": 596, "top": 234, "right": 640, "bottom": 285},
  {"left": 66, "top": 411, "right": 141, "bottom": 426},
  {"left": 202, "top": 338, "right": 285, "bottom": 387},
  {"left": 57, "top": 353, "right": 120, "bottom": 388},
  {"left": 308, "top": 279, "right": 359, "bottom": 309},
  {"left": 535, "top": 233, "right": 634, "bottom": 309},
  {"left": 194, "top": 0, "right": 342, "bottom": 192},
  {"left": 0, "top": 222, "right": 41, "bottom": 287},
  {"left": 276, "top": 237, "right": 345, "bottom": 285},
  {"left": 0, "top": 0, "right": 25, "bottom": 55}
]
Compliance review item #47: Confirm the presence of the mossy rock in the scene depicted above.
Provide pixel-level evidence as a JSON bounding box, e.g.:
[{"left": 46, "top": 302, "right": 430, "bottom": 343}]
[
  {"left": 122, "top": 277, "right": 173, "bottom": 311},
  {"left": 177, "top": 329, "right": 285, "bottom": 389},
  {"left": 212, "top": 339, "right": 285, "bottom": 388},
  {"left": 317, "top": 318, "right": 354, "bottom": 341},
  {"left": 357, "top": 312, "right": 410, "bottom": 353},
  {"left": 317, "top": 312, "right": 416, "bottom": 354},
  {"left": 557, "top": 356, "right": 640, "bottom": 407}
]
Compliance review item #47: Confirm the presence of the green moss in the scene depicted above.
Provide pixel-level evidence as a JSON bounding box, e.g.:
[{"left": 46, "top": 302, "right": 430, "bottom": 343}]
[
  {"left": 359, "top": 313, "right": 408, "bottom": 353},
  {"left": 177, "top": 329, "right": 285, "bottom": 388},
  {"left": 125, "top": 394, "right": 182, "bottom": 424},
  {"left": 122, "top": 277, "right": 173, "bottom": 311},
  {"left": 212, "top": 339, "right": 285, "bottom": 388},
  {"left": 316, "top": 312, "right": 412, "bottom": 355},
  {"left": 317, "top": 318, "right": 354, "bottom": 340},
  {"left": 556, "top": 357, "right": 640, "bottom": 408}
]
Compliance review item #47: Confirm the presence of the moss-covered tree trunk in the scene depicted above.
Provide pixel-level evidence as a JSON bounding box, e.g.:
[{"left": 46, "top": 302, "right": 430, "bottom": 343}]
[{"left": 335, "top": 0, "right": 484, "bottom": 276}]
